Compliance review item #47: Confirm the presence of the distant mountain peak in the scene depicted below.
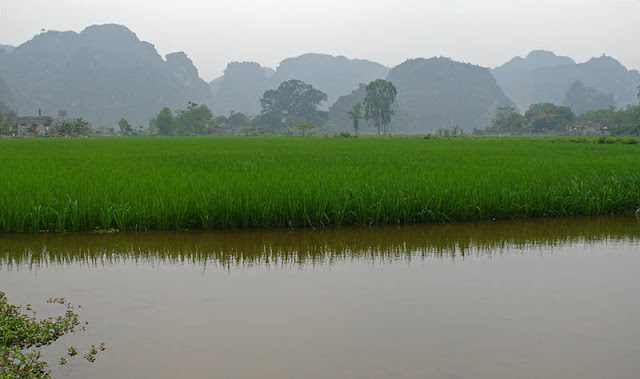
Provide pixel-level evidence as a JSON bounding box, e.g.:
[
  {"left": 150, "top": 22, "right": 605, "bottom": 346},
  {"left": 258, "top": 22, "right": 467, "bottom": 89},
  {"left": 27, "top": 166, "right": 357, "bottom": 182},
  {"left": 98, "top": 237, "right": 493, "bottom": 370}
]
[
  {"left": 81, "top": 24, "right": 138, "bottom": 39},
  {"left": 166, "top": 52, "right": 207, "bottom": 89},
  {"left": 385, "top": 56, "right": 514, "bottom": 132},
  {"left": 0, "top": 23, "right": 212, "bottom": 126},
  {"left": 527, "top": 50, "right": 561, "bottom": 59},
  {"left": 564, "top": 79, "right": 615, "bottom": 114},
  {"left": 166, "top": 51, "right": 191, "bottom": 63},
  {"left": 0, "top": 45, "right": 14, "bottom": 54},
  {"left": 585, "top": 54, "right": 625, "bottom": 68}
]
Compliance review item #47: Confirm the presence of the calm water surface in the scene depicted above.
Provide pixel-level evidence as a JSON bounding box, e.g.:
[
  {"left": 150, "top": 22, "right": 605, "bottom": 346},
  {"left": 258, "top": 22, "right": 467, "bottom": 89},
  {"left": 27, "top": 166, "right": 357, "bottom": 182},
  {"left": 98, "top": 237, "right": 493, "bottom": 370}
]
[{"left": 1, "top": 216, "right": 639, "bottom": 379}]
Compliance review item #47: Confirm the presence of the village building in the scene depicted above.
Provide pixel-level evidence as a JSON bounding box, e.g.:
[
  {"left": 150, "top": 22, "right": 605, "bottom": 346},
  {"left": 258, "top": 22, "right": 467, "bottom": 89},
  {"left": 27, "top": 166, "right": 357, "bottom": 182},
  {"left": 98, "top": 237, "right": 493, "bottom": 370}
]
[
  {"left": 566, "top": 121, "right": 610, "bottom": 136},
  {"left": 14, "top": 110, "right": 91, "bottom": 136},
  {"left": 15, "top": 110, "right": 54, "bottom": 135}
]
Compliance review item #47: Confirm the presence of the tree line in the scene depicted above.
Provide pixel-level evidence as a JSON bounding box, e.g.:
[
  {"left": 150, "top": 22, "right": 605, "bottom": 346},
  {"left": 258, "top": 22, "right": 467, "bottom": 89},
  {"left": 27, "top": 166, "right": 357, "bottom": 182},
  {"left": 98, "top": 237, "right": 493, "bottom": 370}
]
[
  {"left": 485, "top": 90, "right": 640, "bottom": 137},
  {"left": 146, "top": 78, "right": 398, "bottom": 136}
]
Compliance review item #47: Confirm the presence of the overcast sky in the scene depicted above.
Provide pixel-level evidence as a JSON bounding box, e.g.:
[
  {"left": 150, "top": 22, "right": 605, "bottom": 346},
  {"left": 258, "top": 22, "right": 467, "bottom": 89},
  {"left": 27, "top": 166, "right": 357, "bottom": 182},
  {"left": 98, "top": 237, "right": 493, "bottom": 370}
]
[{"left": 1, "top": 0, "right": 639, "bottom": 81}]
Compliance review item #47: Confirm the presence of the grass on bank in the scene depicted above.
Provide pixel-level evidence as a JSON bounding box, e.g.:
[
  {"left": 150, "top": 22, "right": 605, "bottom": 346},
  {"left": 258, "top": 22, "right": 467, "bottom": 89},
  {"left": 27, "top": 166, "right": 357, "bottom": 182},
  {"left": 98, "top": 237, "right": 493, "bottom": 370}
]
[{"left": 0, "top": 136, "right": 639, "bottom": 233}]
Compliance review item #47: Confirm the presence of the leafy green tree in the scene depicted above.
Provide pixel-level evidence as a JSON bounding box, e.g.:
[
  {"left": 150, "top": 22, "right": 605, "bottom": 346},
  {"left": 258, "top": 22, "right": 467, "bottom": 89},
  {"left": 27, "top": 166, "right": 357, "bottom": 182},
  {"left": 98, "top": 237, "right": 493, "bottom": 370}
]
[
  {"left": 54, "top": 119, "right": 90, "bottom": 137},
  {"left": 294, "top": 122, "right": 315, "bottom": 136},
  {"left": 259, "top": 79, "right": 327, "bottom": 129},
  {"left": 347, "top": 103, "right": 363, "bottom": 135},
  {"left": 486, "top": 106, "right": 525, "bottom": 134},
  {"left": 118, "top": 118, "right": 133, "bottom": 135},
  {"left": 174, "top": 102, "right": 214, "bottom": 135},
  {"left": 55, "top": 121, "right": 71, "bottom": 136},
  {"left": 213, "top": 115, "right": 228, "bottom": 125},
  {"left": 472, "top": 127, "right": 484, "bottom": 136},
  {"left": 0, "top": 119, "right": 10, "bottom": 135},
  {"left": 524, "top": 103, "right": 575, "bottom": 133},
  {"left": 72, "top": 119, "right": 90, "bottom": 136},
  {"left": 227, "top": 112, "right": 251, "bottom": 126},
  {"left": 579, "top": 105, "right": 640, "bottom": 136},
  {"left": 1, "top": 118, "right": 12, "bottom": 136},
  {"left": 0, "top": 109, "right": 16, "bottom": 134},
  {"left": 282, "top": 115, "right": 306, "bottom": 135},
  {"left": 151, "top": 107, "right": 174, "bottom": 135},
  {"left": 450, "top": 124, "right": 463, "bottom": 136},
  {"left": 364, "top": 79, "right": 397, "bottom": 135}
]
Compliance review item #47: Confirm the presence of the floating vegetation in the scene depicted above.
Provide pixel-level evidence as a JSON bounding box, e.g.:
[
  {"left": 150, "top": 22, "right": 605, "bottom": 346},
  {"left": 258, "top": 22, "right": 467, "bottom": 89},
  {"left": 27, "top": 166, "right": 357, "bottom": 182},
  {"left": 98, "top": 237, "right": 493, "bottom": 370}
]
[
  {"left": 0, "top": 291, "right": 106, "bottom": 377},
  {"left": 0, "top": 292, "right": 81, "bottom": 378},
  {"left": 0, "top": 136, "right": 638, "bottom": 233}
]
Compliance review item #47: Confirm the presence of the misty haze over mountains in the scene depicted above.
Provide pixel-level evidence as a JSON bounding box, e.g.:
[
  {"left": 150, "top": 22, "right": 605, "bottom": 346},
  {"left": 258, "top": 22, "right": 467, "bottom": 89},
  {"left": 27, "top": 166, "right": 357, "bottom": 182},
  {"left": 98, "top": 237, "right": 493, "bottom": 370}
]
[
  {"left": 492, "top": 50, "right": 640, "bottom": 112},
  {"left": 1, "top": 24, "right": 639, "bottom": 132},
  {"left": 0, "top": 25, "right": 211, "bottom": 126}
]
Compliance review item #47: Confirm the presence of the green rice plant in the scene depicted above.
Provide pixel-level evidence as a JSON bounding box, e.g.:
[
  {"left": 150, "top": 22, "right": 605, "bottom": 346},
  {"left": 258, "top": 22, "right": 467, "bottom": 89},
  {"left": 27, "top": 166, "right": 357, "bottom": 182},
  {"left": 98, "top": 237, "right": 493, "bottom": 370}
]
[{"left": 0, "top": 136, "right": 639, "bottom": 233}]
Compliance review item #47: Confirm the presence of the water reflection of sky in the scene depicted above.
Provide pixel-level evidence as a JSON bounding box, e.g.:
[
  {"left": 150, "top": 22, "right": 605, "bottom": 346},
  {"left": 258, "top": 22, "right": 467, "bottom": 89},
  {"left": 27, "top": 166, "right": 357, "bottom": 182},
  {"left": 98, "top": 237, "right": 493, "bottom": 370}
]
[{"left": 2, "top": 216, "right": 640, "bottom": 379}]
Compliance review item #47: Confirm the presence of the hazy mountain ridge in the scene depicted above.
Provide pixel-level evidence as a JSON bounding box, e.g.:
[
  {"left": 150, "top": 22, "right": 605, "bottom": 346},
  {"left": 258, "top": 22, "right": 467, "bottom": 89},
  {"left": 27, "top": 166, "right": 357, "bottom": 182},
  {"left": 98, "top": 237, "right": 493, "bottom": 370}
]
[
  {"left": 270, "top": 53, "right": 389, "bottom": 110},
  {"left": 210, "top": 53, "right": 389, "bottom": 116},
  {"left": 209, "top": 61, "right": 273, "bottom": 116},
  {"left": 0, "top": 45, "right": 14, "bottom": 54},
  {"left": 327, "top": 58, "right": 513, "bottom": 134},
  {"left": 0, "top": 75, "right": 14, "bottom": 111},
  {"left": 531, "top": 55, "right": 640, "bottom": 108},
  {"left": 0, "top": 25, "right": 212, "bottom": 126},
  {"left": 493, "top": 50, "right": 640, "bottom": 112},
  {"left": 2, "top": 23, "right": 639, "bottom": 130},
  {"left": 563, "top": 80, "right": 615, "bottom": 115},
  {"left": 492, "top": 50, "right": 575, "bottom": 110},
  {"left": 388, "top": 58, "right": 514, "bottom": 132},
  {"left": 328, "top": 83, "right": 367, "bottom": 132}
]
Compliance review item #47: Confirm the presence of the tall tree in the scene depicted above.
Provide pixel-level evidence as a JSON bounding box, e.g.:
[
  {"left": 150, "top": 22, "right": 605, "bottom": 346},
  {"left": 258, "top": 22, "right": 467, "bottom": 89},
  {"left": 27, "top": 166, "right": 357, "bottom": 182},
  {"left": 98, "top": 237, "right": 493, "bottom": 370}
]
[
  {"left": 174, "top": 102, "right": 214, "bottom": 135},
  {"left": 0, "top": 109, "right": 16, "bottom": 135},
  {"left": 118, "top": 118, "right": 133, "bottom": 135},
  {"left": 347, "top": 103, "right": 363, "bottom": 135},
  {"left": 259, "top": 79, "right": 327, "bottom": 129},
  {"left": 486, "top": 106, "right": 525, "bottom": 134},
  {"left": 227, "top": 111, "right": 251, "bottom": 126},
  {"left": 151, "top": 107, "right": 174, "bottom": 135},
  {"left": 364, "top": 79, "right": 397, "bottom": 135},
  {"left": 524, "top": 103, "right": 575, "bottom": 133}
]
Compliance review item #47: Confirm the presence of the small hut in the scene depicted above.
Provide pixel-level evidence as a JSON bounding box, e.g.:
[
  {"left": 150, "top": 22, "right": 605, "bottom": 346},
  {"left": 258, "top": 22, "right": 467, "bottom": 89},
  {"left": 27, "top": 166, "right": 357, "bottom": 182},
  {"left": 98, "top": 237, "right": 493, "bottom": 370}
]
[{"left": 16, "top": 110, "right": 54, "bottom": 135}]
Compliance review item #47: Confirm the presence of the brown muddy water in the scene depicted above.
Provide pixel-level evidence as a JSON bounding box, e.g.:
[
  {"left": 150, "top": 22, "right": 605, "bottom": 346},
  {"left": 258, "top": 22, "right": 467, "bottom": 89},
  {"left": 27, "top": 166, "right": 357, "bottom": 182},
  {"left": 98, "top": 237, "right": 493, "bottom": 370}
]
[{"left": 1, "top": 216, "right": 639, "bottom": 379}]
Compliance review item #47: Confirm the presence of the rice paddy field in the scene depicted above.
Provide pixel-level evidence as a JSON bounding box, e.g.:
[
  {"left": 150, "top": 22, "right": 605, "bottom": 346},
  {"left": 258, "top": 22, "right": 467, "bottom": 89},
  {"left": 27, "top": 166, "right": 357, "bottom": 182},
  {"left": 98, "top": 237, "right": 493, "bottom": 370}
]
[{"left": 0, "top": 136, "right": 639, "bottom": 233}]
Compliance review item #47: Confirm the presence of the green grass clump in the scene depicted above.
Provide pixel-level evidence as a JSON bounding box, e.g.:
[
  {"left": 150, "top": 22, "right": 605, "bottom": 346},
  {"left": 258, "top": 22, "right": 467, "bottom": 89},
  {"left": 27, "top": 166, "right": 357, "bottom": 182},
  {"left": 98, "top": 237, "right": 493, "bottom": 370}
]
[{"left": 0, "top": 136, "right": 639, "bottom": 233}]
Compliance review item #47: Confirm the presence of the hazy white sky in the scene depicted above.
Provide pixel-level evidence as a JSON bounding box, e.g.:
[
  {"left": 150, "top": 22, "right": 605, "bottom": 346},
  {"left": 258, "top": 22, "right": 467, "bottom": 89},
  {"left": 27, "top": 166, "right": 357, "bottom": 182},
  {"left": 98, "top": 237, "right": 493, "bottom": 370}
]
[{"left": 1, "top": 0, "right": 639, "bottom": 81}]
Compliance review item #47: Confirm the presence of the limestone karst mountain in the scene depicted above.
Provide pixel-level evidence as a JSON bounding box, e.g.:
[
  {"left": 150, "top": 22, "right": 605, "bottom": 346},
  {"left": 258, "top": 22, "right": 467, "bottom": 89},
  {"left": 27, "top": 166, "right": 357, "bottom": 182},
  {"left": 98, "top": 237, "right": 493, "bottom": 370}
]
[
  {"left": 0, "top": 45, "right": 14, "bottom": 54},
  {"left": 210, "top": 53, "right": 389, "bottom": 117},
  {"left": 209, "top": 61, "right": 273, "bottom": 116},
  {"left": 530, "top": 55, "right": 640, "bottom": 108},
  {"left": 0, "top": 24, "right": 212, "bottom": 126},
  {"left": 493, "top": 50, "right": 640, "bottom": 111},
  {"left": 329, "top": 57, "right": 514, "bottom": 134},
  {"left": 563, "top": 80, "right": 615, "bottom": 115},
  {"left": 387, "top": 57, "right": 514, "bottom": 133},
  {"left": 0, "top": 75, "right": 14, "bottom": 111},
  {"left": 492, "top": 50, "right": 575, "bottom": 110},
  {"left": 269, "top": 53, "right": 389, "bottom": 110}
]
